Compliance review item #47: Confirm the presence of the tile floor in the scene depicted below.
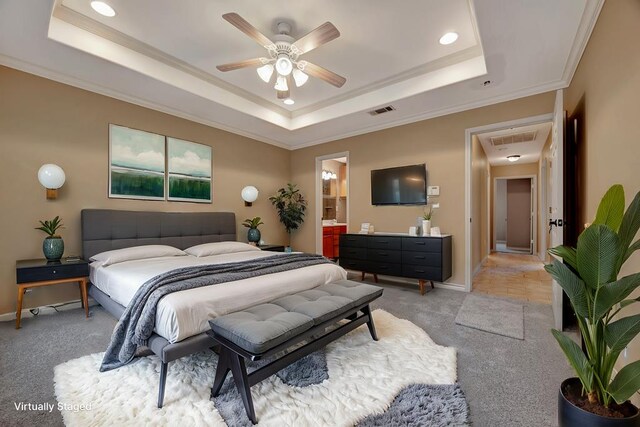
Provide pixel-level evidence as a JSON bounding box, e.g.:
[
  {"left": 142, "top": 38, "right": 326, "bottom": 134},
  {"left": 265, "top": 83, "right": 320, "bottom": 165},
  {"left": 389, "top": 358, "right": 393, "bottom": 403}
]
[{"left": 472, "top": 252, "right": 552, "bottom": 304}]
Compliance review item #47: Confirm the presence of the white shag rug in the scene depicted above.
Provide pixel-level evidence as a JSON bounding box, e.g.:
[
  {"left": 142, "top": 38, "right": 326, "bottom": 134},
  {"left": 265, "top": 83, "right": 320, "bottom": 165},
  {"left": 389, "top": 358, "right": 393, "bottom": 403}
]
[{"left": 54, "top": 310, "right": 457, "bottom": 426}]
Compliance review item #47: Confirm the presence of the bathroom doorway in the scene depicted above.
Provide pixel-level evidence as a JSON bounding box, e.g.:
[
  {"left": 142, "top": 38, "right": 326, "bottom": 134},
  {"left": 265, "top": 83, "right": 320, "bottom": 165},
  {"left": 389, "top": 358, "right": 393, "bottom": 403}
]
[{"left": 315, "top": 152, "right": 349, "bottom": 259}]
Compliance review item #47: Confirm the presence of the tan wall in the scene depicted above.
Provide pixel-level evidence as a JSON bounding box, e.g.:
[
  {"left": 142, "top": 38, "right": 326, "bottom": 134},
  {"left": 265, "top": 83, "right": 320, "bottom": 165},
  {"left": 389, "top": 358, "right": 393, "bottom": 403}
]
[
  {"left": 490, "top": 162, "right": 539, "bottom": 250},
  {"left": 0, "top": 66, "right": 291, "bottom": 315},
  {"left": 564, "top": 0, "right": 640, "bottom": 400},
  {"left": 471, "top": 135, "right": 490, "bottom": 271},
  {"left": 290, "top": 92, "right": 555, "bottom": 286}
]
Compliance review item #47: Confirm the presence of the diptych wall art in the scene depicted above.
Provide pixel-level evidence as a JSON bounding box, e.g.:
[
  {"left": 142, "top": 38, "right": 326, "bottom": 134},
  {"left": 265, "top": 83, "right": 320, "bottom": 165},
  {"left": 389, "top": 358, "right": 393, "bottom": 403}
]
[{"left": 108, "top": 124, "right": 213, "bottom": 203}]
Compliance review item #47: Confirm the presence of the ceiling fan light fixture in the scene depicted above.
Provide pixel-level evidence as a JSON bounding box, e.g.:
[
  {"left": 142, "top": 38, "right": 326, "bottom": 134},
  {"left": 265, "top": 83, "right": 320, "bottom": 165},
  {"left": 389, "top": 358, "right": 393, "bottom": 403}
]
[
  {"left": 439, "top": 32, "right": 458, "bottom": 45},
  {"left": 292, "top": 69, "right": 309, "bottom": 87},
  {"left": 283, "top": 98, "right": 295, "bottom": 105},
  {"left": 274, "top": 75, "right": 288, "bottom": 91},
  {"left": 256, "top": 64, "right": 274, "bottom": 83},
  {"left": 275, "top": 54, "right": 293, "bottom": 76},
  {"left": 90, "top": 1, "right": 116, "bottom": 17},
  {"left": 507, "top": 155, "right": 521, "bottom": 162}
]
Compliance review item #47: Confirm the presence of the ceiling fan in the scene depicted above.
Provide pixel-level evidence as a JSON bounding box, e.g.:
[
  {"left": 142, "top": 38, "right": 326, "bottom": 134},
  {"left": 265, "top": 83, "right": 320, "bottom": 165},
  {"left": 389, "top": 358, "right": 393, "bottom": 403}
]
[{"left": 216, "top": 13, "right": 346, "bottom": 103}]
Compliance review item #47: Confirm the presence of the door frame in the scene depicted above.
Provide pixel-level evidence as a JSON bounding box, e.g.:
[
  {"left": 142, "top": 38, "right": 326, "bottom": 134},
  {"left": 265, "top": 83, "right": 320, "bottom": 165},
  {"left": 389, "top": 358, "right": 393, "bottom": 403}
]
[
  {"left": 465, "top": 113, "right": 553, "bottom": 292},
  {"left": 315, "top": 151, "right": 350, "bottom": 255},
  {"left": 492, "top": 175, "right": 537, "bottom": 254}
]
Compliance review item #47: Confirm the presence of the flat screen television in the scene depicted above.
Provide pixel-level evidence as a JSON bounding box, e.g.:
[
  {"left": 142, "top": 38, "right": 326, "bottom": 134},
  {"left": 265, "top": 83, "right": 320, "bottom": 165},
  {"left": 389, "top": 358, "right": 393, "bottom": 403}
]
[{"left": 371, "top": 164, "right": 427, "bottom": 205}]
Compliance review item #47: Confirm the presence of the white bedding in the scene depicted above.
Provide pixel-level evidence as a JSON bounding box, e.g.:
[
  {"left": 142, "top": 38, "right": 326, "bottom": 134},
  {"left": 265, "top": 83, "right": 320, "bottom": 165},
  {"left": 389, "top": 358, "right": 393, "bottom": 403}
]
[{"left": 90, "top": 250, "right": 347, "bottom": 343}]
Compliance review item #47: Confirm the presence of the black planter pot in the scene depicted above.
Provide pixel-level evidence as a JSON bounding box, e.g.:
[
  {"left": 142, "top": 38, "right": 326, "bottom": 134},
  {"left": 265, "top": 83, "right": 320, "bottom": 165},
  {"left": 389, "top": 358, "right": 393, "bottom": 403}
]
[{"left": 559, "top": 378, "right": 640, "bottom": 427}]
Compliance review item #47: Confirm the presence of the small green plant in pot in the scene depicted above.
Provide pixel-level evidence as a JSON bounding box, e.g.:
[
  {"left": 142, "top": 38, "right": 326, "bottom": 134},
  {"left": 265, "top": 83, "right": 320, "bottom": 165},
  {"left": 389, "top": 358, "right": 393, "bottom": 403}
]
[
  {"left": 242, "top": 217, "right": 264, "bottom": 244},
  {"left": 546, "top": 185, "right": 640, "bottom": 426},
  {"left": 35, "top": 216, "right": 65, "bottom": 261},
  {"left": 269, "top": 183, "right": 307, "bottom": 251}
]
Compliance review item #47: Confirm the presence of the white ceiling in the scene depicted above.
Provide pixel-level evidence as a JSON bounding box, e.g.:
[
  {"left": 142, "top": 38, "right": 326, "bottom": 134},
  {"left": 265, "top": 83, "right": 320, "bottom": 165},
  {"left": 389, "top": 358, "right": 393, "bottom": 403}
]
[
  {"left": 0, "top": 0, "right": 603, "bottom": 149},
  {"left": 478, "top": 122, "right": 552, "bottom": 166}
]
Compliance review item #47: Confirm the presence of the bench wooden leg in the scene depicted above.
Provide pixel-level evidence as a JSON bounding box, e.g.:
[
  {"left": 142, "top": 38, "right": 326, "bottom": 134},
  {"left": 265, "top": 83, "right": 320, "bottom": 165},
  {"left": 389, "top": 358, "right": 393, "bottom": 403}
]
[
  {"left": 157, "top": 361, "right": 168, "bottom": 408},
  {"left": 229, "top": 352, "right": 256, "bottom": 424},
  {"left": 211, "top": 347, "right": 231, "bottom": 398},
  {"left": 362, "top": 305, "right": 378, "bottom": 341}
]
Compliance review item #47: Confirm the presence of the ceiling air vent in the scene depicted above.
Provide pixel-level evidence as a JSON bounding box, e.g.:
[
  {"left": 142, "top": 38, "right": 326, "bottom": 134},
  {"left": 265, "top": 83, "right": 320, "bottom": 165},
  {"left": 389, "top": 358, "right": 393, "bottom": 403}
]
[
  {"left": 368, "top": 105, "right": 396, "bottom": 116},
  {"left": 490, "top": 131, "right": 537, "bottom": 146}
]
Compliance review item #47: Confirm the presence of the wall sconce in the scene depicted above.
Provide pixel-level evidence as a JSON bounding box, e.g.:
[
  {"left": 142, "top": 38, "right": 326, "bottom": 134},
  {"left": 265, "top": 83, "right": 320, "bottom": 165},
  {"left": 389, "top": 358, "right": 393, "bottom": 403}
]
[
  {"left": 38, "top": 164, "right": 66, "bottom": 200},
  {"left": 241, "top": 186, "right": 259, "bottom": 207}
]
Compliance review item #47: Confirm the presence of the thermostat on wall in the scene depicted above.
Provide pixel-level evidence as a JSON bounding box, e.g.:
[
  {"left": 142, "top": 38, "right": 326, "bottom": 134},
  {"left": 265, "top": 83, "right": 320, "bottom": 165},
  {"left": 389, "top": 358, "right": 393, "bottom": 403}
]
[{"left": 427, "top": 186, "right": 440, "bottom": 196}]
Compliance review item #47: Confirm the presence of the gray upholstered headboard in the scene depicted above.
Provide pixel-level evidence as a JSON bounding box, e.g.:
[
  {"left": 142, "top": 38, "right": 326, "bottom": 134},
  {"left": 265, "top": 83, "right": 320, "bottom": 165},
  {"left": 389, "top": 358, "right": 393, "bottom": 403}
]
[{"left": 81, "top": 209, "right": 236, "bottom": 260}]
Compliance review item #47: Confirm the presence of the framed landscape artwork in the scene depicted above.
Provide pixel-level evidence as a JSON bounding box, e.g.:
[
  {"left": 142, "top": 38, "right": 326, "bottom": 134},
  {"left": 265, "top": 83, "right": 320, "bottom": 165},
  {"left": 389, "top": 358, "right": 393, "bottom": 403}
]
[
  {"left": 109, "top": 124, "right": 165, "bottom": 200},
  {"left": 167, "top": 137, "right": 213, "bottom": 203}
]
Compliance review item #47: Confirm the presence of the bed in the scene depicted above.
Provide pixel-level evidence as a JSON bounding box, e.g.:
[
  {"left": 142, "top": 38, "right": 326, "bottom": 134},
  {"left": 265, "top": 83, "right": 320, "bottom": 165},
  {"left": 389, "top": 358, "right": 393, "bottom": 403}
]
[{"left": 81, "top": 209, "right": 346, "bottom": 407}]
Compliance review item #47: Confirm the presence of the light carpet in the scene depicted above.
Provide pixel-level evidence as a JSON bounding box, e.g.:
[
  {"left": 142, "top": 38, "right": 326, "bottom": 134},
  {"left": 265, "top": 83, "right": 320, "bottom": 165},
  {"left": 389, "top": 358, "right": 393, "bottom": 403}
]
[
  {"left": 455, "top": 294, "right": 524, "bottom": 339},
  {"left": 54, "top": 310, "right": 458, "bottom": 426}
]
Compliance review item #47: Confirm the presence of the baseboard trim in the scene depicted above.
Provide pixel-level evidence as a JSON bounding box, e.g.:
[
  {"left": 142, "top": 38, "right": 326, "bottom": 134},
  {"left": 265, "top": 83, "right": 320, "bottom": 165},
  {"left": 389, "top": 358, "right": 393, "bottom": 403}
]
[
  {"left": 472, "top": 255, "right": 488, "bottom": 278},
  {"left": 0, "top": 297, "right": 98, "bottom": 323}
]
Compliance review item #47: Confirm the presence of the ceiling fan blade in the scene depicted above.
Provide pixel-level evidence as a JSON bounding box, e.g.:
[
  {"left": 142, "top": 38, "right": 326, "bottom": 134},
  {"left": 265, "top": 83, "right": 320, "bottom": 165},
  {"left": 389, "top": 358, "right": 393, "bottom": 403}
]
[
  {"left": 291, "top": 22, "right": 340, "bottom": 55},
  {"left": 300, "top": 61, "right": 346, "bottom": 88},
  {"left": 222, "top": 13, "right": 276, "bottom": 50},
  {"left": 216, "top": 58, "right": 267, "bottom": 72}
]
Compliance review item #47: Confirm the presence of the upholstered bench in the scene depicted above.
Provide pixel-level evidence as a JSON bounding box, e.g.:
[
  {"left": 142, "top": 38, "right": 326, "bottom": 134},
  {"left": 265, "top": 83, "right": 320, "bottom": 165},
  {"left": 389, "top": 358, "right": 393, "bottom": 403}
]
[{"left": 208, "top": 279, "right": 383, "bottom": 424}]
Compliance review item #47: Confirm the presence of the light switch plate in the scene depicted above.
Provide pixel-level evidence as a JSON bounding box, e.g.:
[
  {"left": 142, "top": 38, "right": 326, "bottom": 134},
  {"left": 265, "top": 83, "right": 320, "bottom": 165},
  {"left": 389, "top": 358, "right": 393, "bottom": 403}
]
[{"left": 427, "top": 186, "right": 440, "bottom": 196}]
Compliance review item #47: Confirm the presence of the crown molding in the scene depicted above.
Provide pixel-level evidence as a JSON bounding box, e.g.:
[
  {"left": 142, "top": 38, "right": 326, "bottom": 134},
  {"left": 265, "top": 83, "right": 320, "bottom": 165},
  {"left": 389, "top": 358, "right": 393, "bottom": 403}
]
[
  {"left": 561, "top": 0, "right": 605, "bottom": 83},
  {"left": 0, "top": 54, "right": 291, "bottom": 150},
  {"left": 290, "top": 79, "right": 567, "bottom": 150}
]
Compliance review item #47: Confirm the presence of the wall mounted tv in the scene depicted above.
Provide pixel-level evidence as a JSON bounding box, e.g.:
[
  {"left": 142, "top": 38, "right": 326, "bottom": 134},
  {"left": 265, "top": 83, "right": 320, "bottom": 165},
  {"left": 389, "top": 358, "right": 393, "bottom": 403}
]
[{"left": 371, "top": 164, "right": 427, "bottom": 205}]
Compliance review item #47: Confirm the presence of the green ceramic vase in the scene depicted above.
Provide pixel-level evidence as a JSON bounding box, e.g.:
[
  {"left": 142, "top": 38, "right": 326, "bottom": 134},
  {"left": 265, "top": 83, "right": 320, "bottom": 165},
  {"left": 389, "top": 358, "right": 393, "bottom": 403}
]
[
  {"left": 43, "top": 237, "right": 64, "bottom": 261},
  {"left": 247, "top": 228, "right": 261, "bottom": 244}
]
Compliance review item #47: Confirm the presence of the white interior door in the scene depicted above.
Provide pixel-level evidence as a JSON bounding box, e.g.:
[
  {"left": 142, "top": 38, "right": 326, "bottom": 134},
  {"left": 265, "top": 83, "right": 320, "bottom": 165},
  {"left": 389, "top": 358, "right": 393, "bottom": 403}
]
[{"left": 550, "top": 90, "right": 565, "bottom": 330}]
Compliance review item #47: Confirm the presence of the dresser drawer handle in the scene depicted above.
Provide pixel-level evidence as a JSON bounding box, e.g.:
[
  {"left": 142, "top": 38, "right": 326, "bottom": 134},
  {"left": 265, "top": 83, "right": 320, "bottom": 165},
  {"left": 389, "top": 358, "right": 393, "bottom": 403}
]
[
  {"left": 377, "top": 241, "right": 389, "bottom": 244},
  {"left": 378, "top": 252, "right": 388, "bottom": 256},
  {"left": 414, "top": 256, "right": 425, "bottom": 259},
  {"left": 415, "top": 242, "right": 426, "bottom": 245},
  {"left": 52, "top": 270, "right": 57, "bottom": 274},
  {"left": 415, "top": 269, "right": 425, "bottom": 273}
]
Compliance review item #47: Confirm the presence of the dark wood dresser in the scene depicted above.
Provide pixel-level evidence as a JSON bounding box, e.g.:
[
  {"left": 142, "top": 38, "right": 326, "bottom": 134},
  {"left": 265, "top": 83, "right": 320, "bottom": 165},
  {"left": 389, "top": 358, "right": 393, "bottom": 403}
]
[{"left": 339, "top": 233, "right": 452, "bottom": 295}]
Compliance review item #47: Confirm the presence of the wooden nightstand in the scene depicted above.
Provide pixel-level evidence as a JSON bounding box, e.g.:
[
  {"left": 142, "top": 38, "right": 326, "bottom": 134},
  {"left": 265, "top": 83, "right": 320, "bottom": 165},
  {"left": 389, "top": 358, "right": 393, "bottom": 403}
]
[
  {"left": 257, "top": 244, "right": 285, "bottom": 252},
  {"left": 15, "top": 258, "right": 90, "bottom": 329}
]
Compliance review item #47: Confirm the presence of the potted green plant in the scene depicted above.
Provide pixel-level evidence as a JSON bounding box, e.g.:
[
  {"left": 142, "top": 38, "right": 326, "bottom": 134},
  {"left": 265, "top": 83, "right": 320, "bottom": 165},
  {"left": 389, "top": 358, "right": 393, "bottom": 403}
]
[
  {"left": 422, "top": 205, "right": 433, "bottom": 236},
  {"left": 35, "top": 216, "right": 65, "bottom": 261},
  {"left": 269, "top": 183, "right": 307, "bottom": 251},
  {"left": 242, "top": 217, "right": 264, "bottom": 244},
  {"left": 546, "top": 185, "right": 640, "bottom": 426}
]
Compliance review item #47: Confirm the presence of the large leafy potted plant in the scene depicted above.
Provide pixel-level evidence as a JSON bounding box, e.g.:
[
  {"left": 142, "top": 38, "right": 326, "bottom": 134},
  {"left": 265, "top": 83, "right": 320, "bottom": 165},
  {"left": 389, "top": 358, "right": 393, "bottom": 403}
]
[
  {"left": 35, "top": 216, "right": 65, "bottom": 261},
  {"left": 546, "top": 185, "right": 640, "bottom": 426},
  {"left": 269, "top": 183, "right": 307, "bottom": 251},
  {"left": 242, "top": 217, "right": 264, "bottom": 244}
]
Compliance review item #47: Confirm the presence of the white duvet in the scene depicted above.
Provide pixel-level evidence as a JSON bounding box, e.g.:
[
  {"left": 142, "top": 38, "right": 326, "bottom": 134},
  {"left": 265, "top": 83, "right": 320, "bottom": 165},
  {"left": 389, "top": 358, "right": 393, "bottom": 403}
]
[{"left": 90, "top": 250, "right": 347, "bottom": 343}]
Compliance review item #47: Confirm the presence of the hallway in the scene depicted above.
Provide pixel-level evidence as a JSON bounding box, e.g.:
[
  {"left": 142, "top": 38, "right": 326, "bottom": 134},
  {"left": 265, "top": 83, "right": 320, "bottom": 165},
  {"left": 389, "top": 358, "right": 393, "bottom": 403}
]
[{"left": 472, "top": 252, "right": 552, "bottom": 304}]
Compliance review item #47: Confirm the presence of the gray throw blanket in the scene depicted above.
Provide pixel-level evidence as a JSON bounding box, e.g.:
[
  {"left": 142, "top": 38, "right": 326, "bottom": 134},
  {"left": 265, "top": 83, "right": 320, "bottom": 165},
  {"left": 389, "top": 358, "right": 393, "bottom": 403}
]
[{"left": 100, "top": 253, "right": 333, "bottom": 371}]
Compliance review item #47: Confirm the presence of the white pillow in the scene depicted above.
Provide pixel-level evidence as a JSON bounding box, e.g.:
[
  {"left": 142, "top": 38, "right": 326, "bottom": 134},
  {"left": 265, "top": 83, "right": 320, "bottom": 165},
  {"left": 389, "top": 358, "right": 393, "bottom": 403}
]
[
  {"left": 184, "top": 241, "right": 260, "bottom": 257},
  {"left": 90, "top": 245, "right": 187, "bottom": 267}
]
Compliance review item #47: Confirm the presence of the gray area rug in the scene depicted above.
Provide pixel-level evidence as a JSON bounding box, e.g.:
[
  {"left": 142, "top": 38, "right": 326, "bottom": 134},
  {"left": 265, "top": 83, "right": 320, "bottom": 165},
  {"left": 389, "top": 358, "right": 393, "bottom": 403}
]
[
  {"left": 214, "top": 356, "right": 470, "bottom": 427},
  {"left": 357, "top": 384, "right": 470, "bottom": 427},
  {"left": 455, "top": 294, "right": 524, "bottom": 339}
]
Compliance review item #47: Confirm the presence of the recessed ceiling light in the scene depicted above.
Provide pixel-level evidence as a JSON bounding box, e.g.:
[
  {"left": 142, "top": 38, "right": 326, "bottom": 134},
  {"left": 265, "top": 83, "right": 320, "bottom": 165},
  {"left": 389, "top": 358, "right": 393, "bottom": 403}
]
[
  {"left": 507, "top": 155, "right": 521, "bottom": 162},
  {"left": 283, "top": 98, "right": 295, "bottom": 105},
  {"left": 90, "top": 1, "right": 116, "bottom": 17},
  {"left": 439, "top": 32, "right": 458, "bottom": 45}
]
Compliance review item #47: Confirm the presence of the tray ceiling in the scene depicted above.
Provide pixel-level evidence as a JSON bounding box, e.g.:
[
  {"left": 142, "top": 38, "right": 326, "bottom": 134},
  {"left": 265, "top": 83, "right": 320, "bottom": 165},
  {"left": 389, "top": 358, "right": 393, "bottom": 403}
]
[{"left": 0, "top": 0, "right": 603, "bottom": 149}]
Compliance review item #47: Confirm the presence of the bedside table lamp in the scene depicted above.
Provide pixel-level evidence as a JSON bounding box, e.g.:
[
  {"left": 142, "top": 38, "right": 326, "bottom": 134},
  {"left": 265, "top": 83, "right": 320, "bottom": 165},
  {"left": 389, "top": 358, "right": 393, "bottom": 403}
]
[
  {"left": 38, "top": 164, "right": 66, "bottom": 200},
  {"left": 241, "top": 186, "right": 258, "bottom": 207}
]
